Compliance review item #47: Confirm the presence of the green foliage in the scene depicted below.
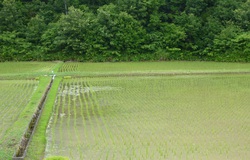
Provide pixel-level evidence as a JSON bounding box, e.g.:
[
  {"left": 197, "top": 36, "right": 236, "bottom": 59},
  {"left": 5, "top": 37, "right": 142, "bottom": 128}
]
[
  {"left": 26, "top": 15, "right": 47, "bottom": 44},
  {"left": 174, "top": 13, "right": 202, "bottom": 51},
  {"left": 0, "top": 0, "right": 249, "bottom": 62},
  {"left": 41, "top": 6, "right": 94, "bottom": 61},
  {"left": 206, "top": 25, "right": 250, "bottom": 62},
  {"left": 234, "top": 0, "right": 250, "bottom": 31},
  {"left": 0, "top": 31, "right": 32, "bottom": 61},
  {"left": 85, "top": 4, "right": 146, "bottom": 61},
  {"left": 185, "top": 0, "right": 208, "bottom": 16},
  {"left": 0, "top": 0, "right": 25, "bottom": 32}
]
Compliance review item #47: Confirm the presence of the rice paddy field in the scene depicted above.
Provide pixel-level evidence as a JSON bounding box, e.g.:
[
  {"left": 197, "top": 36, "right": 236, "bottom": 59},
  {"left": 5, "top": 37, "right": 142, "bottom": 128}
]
[
  {"left": 44, "top": 75, "right": 250, "bottom": 160},
  {"left": 0, "top": 80, "right": 38, "bottom": 159},
  {"left": 0, "top": 62, "right": 58, "bottom": 159},
  {"left": 58, "top": 61, "right": 250, "bottom": 76},
  {"left": 0, "top": 61, "right": 60, "bottom": 79},
  {"left": 0, "top": 61, "right": 250, "bottom": 160}
]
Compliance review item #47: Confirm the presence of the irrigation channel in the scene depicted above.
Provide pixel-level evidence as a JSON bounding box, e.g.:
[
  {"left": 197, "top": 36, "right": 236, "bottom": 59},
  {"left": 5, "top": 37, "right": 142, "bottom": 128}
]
[{"left": 12, "top": 75, "right": 55, "bottom": 160}]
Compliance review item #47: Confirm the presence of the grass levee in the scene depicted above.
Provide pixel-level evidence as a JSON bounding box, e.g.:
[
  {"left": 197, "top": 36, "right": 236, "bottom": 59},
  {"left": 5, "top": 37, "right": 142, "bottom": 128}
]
[{"left": 25, "top": 77, "right": 62, "bottom": 160}]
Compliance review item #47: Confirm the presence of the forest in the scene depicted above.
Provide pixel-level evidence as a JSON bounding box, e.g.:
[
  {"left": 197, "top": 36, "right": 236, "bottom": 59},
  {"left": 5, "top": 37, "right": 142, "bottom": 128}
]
[{"left": 0, "top": 0, "right": 249, "bottom": 62}]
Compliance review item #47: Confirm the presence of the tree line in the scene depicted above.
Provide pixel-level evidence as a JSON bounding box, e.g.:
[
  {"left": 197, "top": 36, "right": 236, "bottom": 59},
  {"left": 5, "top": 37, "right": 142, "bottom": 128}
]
[{"left": 0, "top": 0, "right": 249, "bottom": 62}]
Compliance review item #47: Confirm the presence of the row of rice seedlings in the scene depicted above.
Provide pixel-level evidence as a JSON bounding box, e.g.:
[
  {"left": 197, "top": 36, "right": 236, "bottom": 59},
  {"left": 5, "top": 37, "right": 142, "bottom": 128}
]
[
  {"left": 70, "top": 80, "right": 83, "bottom": 159},
  {"left": 89, "top": 80, "right": 119, "bottom": 147},
  {"left": 88, "top": 78, "right": 119, "bottom": 159},
  {"left": 83, "top": 79, "right": 107, "bottom": 158},
  {"left": 163, "top": 77, "right": 215, "bottom": 159},
  {"left": 0, "top": 81, "right": 16, "bottom": 139},
  {"left": 58, "top": 63, "right": 79, "bottom": 72},
  {"left": 75, "top": 82, "right": 85, "bottom": 159},
  {"left": 47, "top": 83, "right": 63, "bottom": 155},
  {"left": 81, "top": 81, "right": 97, "bottom": 147},
  {"left": 0, "top": 62, "right": 58, "bottom": 75},
  {"left": 46, "top": 79, "right": 91, "bottom": 158},
  {"left": 176, "top": 76, "right": 249, "bottom": 159},
  {"left": 86, "top": 78, "right": 140, "bottom": 159},
  {"left": 0, "top": 80, "right": 37, "bottom": 134},
  {"left": 74, "top": 62, "right": 250, "bottom": 74},
  {"left": 120, "top": 78, "right": 177, "bottom": 158},
  {"left": 38, "top": 63, "right": 59, "bottom": 72},
  {"left": 55, "top": 78, "right": 107, "bottom": 159},
  {"left": 67, "top": 81, "right": 75, "bottom": 158},
  {"left": 77, "top": 80, "right": 87, "bottom": 140},
  {"left": 70, "top": 80, "right": 91, "bottom": 159},
  {"left": 82, "top": 81, "right": 101, "bottom": 158},
  {"left": 133, "top": 75, "right": 240, "bottom": 158},
  {"left": 62, "top": 81, "right": 74, "bottom": 157},
  {"left": 132, "top": 78, "right": 168, "bottom": 159},
  {"left": 0, "top": 82, "right": 16, "bottom": 117},
  {"left": 96, "top": 76, "right": 250, "bottom": 159},
  {"left": 132, "top": 78, "right": 165, "bottom": 159},
  {"left": 90, "top": 78, "right": 172, "bottom": 158},
  {"left": 1, "top": 81, "right": 36, "bottom": 122},
  {"left": 50, "top": 81, "right": 65, "bottom": 156},
  {"left": 85, "top": 78, "right": 127, "bottom": 159}
]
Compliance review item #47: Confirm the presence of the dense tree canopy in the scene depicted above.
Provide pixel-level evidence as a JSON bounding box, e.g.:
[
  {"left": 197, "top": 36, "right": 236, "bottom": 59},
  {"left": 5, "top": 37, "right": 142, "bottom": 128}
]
[{"left": 0, "top": 0, "right": 249, "bottom": 62}]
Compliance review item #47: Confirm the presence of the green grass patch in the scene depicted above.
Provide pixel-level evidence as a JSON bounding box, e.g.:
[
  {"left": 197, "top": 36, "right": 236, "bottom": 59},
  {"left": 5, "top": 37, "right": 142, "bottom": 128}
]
[
  {"left": 44, "top": 156, "right": 69, "bottom": 160},
  {"left": 25, "top": 77, "right": 62, "bottom": 160}
]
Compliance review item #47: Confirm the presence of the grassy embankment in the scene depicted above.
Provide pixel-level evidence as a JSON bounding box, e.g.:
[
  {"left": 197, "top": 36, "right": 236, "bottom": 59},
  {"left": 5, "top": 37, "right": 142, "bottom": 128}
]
[{"left": 25, "top": 77, "right": 62, "bottom": 160}]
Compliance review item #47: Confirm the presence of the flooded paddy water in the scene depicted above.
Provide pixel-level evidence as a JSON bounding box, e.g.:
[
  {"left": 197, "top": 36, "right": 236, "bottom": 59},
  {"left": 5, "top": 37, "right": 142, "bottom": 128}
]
[{"left": 45, "top": 76, "right": 250, "bottom": 160}]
